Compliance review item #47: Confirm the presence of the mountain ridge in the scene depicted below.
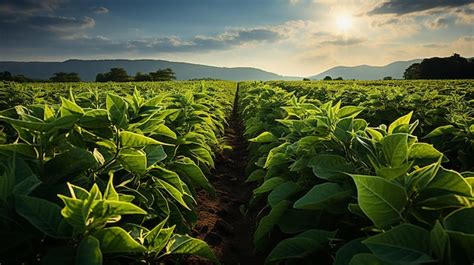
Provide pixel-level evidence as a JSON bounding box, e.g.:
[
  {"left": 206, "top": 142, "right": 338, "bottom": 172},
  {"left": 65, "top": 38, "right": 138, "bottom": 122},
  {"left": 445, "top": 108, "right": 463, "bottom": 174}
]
[
  {"left": 0, "top": 58, "right": 424, "bottom": 81},
  {"left": 0, "top": 59, "right": 301, "bottom": 81},
  {"left": 310, "top": 59, "right": 422, "bottom": 80}
]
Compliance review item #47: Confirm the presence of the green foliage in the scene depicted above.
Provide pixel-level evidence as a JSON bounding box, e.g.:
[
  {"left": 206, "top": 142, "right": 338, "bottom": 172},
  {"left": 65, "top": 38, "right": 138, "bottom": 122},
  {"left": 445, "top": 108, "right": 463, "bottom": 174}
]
[
  {"left": 0, "top": 80, "right": 234, "bottom": 264},
  {"left": 239, "top": 82, "right": 473, "bottom": 265}
]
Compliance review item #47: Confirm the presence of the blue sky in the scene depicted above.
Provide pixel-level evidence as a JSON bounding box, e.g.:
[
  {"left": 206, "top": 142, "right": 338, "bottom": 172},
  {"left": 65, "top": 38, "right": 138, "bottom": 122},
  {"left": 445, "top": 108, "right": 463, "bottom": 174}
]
[{"left": 0, "top": 0, "right": 473, "bottom": 75}]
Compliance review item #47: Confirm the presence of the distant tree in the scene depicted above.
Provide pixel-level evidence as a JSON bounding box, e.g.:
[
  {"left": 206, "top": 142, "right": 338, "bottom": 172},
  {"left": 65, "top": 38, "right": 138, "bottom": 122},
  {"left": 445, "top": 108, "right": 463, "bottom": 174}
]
[
  {"left": 95, "top": 73, "right": 106, "bottom": 82},
  {"left": 0, "top": 71, "right": 36, "bottom": 82},
  {"left": 383, "top": 76, "right": 393, "bottom": 80},
  {"left": 323, "top": 76, "right": 332, "bottom": 81},
  {"left": 303, "top": 78, "right": 311, "bottom": 81},
  {"left": 95, "top": 68, "right": 130, "bottom": 82},
  {"left": 404, "top": 54, "right": 474, "bottom": 79},
  {"left": 0, "top": 71, "right": 12, "bottom": 80},
  {"left": 134, "top": 72, "right": 152, "bottom": 81},
  {"left": 334, "top": 77, "right": 343, "bottom": 80},
  {"left": 150, "top": 68, "right": 176, "bottom": 81},
  {"left": 404, "top": 63, "right": 421, "bottom": 79},
  {"left": 49, "top": 72, "right": 81, "bottom": 82},
  {"left": 107, "top": 68, "right": 130, "bottom": 82}
]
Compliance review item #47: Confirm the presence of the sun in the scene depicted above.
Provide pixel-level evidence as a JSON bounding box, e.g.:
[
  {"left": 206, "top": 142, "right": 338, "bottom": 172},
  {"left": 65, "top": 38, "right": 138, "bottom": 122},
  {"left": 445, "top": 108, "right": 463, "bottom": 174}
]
[{"left": 336, "top": 14, "right": 353, "bottom": 31}]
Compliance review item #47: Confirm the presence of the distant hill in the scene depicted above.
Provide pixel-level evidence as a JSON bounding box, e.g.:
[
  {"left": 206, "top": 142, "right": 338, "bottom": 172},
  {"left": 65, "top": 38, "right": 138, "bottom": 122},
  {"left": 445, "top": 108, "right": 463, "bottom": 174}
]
[
  {"left": 0, "top": 59, "right": 300, "bottom": 81},
  {"left": 310, "top": 59, "right": 422, "bottom": 80}
]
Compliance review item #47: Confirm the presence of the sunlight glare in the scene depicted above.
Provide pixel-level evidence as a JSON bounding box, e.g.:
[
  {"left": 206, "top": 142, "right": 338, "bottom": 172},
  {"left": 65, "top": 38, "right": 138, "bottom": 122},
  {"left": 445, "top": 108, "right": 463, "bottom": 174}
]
[{"left": 336, "top": 15, "right": 353, "bottom": 31}]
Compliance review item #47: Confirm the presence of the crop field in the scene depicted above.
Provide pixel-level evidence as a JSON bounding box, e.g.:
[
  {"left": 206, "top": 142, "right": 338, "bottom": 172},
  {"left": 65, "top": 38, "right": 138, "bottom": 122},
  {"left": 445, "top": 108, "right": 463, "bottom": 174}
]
[{"left": 0, "top": 80, "right": 473, "bottom": 265}]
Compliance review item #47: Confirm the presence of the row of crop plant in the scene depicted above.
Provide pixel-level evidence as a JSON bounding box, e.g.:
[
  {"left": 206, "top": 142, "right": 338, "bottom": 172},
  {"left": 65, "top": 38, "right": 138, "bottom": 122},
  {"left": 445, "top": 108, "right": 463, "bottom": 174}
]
[
  {"left": 239, "top": 83, "right": 473, "bottom": 265},
  {"left": 0, "top": 82, "right": 235, "bottom": 264}
]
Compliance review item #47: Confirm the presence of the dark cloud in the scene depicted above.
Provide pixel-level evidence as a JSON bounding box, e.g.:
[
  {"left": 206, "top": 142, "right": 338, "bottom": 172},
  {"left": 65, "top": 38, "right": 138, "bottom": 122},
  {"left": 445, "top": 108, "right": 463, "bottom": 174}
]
[
  {"left": 0, "top": 26, "right": 284, "bottom": 58},
  {"left": 422, "top": 43, "right": 448, "bottom": 48},
  {"left": 0, "top": 14, "right": 95, "bottom": 33},
  {"left": 320, "top": 36, "right": 366, "bottom": 46},
  {"left": 93, "top": 7, "right": 109, "bottom": 14},
  {"left": 368, "top": 0, "right": 472, "bottom": 15},
  {"left": 0, "top": 0, "right": 63, "bottom": 14},
  {"left": 427, "top": 17, "right": 454, "bottom": 29}
]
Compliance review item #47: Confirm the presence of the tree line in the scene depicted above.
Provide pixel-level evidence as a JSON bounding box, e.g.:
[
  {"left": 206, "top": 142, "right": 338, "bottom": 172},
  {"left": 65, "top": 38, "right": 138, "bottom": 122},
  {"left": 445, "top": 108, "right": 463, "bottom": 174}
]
[
  {"left": 0, "top": 68, "right": 177, "bottom": 83},
  {"left": 404, "top": 53, "right": 474, "bottom": 79}
]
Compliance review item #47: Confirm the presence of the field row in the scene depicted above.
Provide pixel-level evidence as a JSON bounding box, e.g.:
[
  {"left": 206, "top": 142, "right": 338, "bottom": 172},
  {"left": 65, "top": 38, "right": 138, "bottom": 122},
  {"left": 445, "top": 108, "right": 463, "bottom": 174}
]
[
  {"left": 239, "top": 81, "right": 473, "bottom": 265},
  {"left": 0, "top": 81, "right": 235, "bottom": 264}
]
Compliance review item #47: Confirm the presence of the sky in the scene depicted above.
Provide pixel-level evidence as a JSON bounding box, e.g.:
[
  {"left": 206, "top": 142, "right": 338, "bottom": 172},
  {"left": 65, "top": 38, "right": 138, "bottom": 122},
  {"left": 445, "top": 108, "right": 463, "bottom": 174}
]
[{"left": 0, "top": 0, "right": 473, "bottom": 76}]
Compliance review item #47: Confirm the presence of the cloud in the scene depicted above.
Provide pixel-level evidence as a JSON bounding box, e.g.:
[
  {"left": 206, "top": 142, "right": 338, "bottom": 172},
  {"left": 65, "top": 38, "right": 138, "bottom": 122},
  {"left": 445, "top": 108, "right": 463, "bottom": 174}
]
[
  {"left": 0, "top": 14, "right": 95, "bottom": 33},
  {"left": 0, "top": 0, "right": 63, "bottom": 14},
  {"left": 320, "top": 36, "right": 366, "bottom": 46},
  {"left": 126, "top": 28, "right": 284, "bottom": 53},
  {"left": 368, "top": 0, "right": 472, "bottom": 15},
  {"left": 426, "top": 16, "right": 454, "bottom": 29},
  {"left": 93, "top": 7, "right": 109, "bottom": 14}
]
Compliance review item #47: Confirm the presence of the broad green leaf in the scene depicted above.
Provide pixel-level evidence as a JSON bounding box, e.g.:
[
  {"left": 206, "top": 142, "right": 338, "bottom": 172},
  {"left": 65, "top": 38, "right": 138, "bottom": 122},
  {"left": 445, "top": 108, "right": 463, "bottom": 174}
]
[
  {"left": 166, "top": 234, "right": 219, "bottom": 263},
  {"left": 0, "top": 144, "right": 37, "bottom": 158},
  {"left": 76, "top": 236, "right": 102, "bottom": 265},
  {"left": 13, "top": 175, "right": 41, "bottom": 196},
  {"left": 337, "top": 106, "right": 364, "bottom": 118},
  {"left": 376, "top": 163, "right": 412, "bottom": 180},
  {"left": 265, "top": 229, "right": 335, "bottom": 264},
  {"left": 0, "top": 115, "right": 49, "bottom": 132},
  {"left": 309, "top": 154, "right": 352, "bottom": 181},
  {"left": 144, "top": 145, "right": 167, "bottom": 167},
  {"left": 120, "top": 131, "right": 173, "bottom": 147},
  {"left": 106, "top": 94, "right": 128, "bottom": 128},
  {"left": 444, "top": 207, "right": 474, "bottom": 235},
  {"left": 366, "top": 127, "right": 383, "bottom": 142},
  {"left": 388, "top": 112, "right": 412, "bottom": 134},
  {"left": 44, "top": 148, "right": 97, "bottom": 184},
  {"left": 249, "top": 131, "right": 278, "bottom": 143},
  {"left": 15, "top": 195, "right": 71, "bottom": 238},
  {"left": 153, "top": 124, "right": 177, "bottom": 139},
  {"left": 118, "top": 148, "right": 147, "bottom": 174},
  {"left": 334, "top": 239, "right": 370, "bottom": 265},
  {"left": 430, "top": 221, "right": 450, "bottom": 263},
  {"left": 93, "top": 227, "right": 146, "bottom": 253},
  {"left": 254, "top": 177, "right": 286, "bottom": 195},
  {"left": 443, "top": 208, "right": 474, "bottom": 263},
  {"left": 100, "top": 200, "right": 147, "bottom": 216},
  {"left": 363, "top": 224, "right": 434, "bottom": 264},
  {"left": 294, "top": 183, "right": 351, "bottom": 210},
  {"left": 425, "top": 167, "right": 472, "bottom": 197},
  {"left": 170, "top": 157, "right": 214, "bottom": 196},
  {"left": 189, "top": 147, "right": 214, "bottom": 168},
  {"left": 154, "top": 178, "right": 191, "bottom": 210},
  {"left": 145, "top": 218, "right": 171, "bottom": 251},
  {"left": 406, "top": 162, "right": 440, "bottom": 193},
  {"left": 246, "top": 169, "right": 266, "bottom": 182},
  {"left": 268, "top": 181, "right": 301, "bottom": 207},
  {"left": 254, "top": 200, "right": 290, "bottom": 249},
  {"left": 424, "top": 125, "right": 455, "bottom": 138},
  {"left": 80, "top": 109, "right": 110, "bottom": 128},
  {"left": 408, "top": 143, "right": 443, "bottom": 160},
  {"left": 381, "top": 133, "right": 408, "bottom": 167},
  {"left": 352, "top": 175, "right": 407, "bottom": 228},
  {"left": 60, "top": 97, "right": 84, "bottom": 116}
]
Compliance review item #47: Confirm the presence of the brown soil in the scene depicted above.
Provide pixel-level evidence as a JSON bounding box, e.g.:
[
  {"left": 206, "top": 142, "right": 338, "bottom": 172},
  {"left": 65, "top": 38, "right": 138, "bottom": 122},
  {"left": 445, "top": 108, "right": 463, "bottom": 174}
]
[{"left": 186, "top": 90, "right": 264, "bottom": 265}]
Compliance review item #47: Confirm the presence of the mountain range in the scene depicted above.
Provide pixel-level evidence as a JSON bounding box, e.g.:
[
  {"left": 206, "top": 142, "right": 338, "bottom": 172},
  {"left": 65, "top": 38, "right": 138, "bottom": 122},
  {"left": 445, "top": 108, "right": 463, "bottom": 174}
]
[
  {"left": 310, "top": 59, "right": 422, "bottom": 80},
  {"left": 0, "top": 59, "right": 422, "bottom": 81}
]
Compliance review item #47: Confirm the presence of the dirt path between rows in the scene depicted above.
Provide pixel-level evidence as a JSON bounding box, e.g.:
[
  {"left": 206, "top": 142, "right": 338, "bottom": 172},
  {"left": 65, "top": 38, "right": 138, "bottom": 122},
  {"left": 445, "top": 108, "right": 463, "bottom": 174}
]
[{"left": 188, "top": 88, "right": 264, "bottom": 265}]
